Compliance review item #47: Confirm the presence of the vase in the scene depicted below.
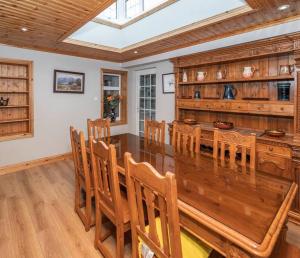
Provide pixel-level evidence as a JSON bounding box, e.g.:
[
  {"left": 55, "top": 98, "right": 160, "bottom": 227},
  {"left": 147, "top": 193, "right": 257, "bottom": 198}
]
[{"left": 110, "top": 108, "right": 116, "bottom": 122}]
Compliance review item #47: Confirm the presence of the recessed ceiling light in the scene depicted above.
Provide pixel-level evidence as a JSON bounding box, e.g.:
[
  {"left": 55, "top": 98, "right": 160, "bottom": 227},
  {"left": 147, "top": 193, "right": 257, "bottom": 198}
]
[
  {"left": 21, "top": 27, "right": 28, "bottom": 32},
  {"left": 134, "top": 50, "right": 138, "bottom": 54},
  {"left": 278, "top": 4, "right": 290, "bottom": 11}
]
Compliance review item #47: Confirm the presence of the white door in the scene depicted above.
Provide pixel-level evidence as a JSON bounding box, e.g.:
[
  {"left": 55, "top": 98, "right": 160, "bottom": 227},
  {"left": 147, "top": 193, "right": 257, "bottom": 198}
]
[{"left": 136, "top": 69, "right": 156, "bottom": 136}]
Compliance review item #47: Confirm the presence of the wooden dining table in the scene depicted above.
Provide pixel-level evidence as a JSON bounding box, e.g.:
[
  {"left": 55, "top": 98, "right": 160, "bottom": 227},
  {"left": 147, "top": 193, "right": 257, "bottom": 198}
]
[{"left": 94, "top": 133, "right": 298, "bottom": 258}]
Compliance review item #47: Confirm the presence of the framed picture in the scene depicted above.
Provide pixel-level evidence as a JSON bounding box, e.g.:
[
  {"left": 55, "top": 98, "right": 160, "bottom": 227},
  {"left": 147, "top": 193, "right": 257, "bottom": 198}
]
[
  {"left": 53, "top": 70, "right": 85, "bottom": 93},
  {"left": 162, "top": 73, "right": 175, "bottom": 94}
]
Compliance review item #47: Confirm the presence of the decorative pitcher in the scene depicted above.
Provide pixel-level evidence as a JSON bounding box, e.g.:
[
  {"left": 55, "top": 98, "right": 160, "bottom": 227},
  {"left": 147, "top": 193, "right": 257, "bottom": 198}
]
[
  {"left": 223, "top": 85, "right": 237, "bottom": 100},
  {"left": 182, "top": 71, "right": 188, "bottom": 82},
  {"left": 243, "top": 66, "right": 256, "bottom": 78},
  {"left": 279, "top": 65, "right": 293, "bottom": 75},
  {"left": 216, "top": 69, "right": 226, "bottom": 80},
  {"left": 197, "top": 71, "right": 207, "bottom": 81}
]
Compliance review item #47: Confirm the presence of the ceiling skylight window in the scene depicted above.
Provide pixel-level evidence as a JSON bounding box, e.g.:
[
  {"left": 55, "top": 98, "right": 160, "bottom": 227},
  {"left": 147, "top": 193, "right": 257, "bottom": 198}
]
[
  {"left": 96, "top": 0, "right": 168, "bottom": 25},
  {"left": 98, "top": 2, "right": 117, "bottom": 22}
]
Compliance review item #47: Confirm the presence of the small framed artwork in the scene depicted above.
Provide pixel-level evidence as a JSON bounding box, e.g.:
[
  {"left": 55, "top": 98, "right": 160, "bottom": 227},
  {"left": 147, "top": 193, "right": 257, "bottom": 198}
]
[
  {"left": 53, "top": 70, "right": 85, "bottom": 93},
  {"left": 162, "top": 73, "right": 175, "bottom": 94}
]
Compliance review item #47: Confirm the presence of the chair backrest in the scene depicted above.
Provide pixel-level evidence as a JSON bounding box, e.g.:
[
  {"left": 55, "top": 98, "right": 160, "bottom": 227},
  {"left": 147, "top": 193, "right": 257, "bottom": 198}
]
[
  {"left": 70, "top": 126, "right": 91, "bottom": 186},
  {"left": 87, "top": 118, "right": 111, "bottom": 140},
  {"left": 89, "top": 137, "right": 123, "bottom": 219},
  {"left": 144, "top": 119, "right": 166, "bottom": 144},
  {"left": 124, "top": 152, "right": 182, "bottom": 258},
  {"left": 172, "top": 122, "right": 201, "bottom": 153},
  {"left": 213, "top": 128, "right": 256, "bottom": 168}
]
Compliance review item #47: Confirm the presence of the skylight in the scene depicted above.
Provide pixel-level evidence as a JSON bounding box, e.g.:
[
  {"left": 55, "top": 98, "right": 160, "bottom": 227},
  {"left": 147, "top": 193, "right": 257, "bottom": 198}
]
[{"left": 97, "top": 0, "right": 168, "bottom": 25}]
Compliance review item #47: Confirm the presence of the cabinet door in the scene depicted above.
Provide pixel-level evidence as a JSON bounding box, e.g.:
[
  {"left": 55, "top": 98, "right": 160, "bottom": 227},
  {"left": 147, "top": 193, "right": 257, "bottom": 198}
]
[{"left": 257, "top": 152, "right": 292, "bottom": 180}]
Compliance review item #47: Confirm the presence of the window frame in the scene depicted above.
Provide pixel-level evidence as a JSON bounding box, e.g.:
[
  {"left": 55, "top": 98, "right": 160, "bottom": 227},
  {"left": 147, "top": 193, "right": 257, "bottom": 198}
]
[{"left": 101, "top": 69, "right": 128, "bottom": 126}]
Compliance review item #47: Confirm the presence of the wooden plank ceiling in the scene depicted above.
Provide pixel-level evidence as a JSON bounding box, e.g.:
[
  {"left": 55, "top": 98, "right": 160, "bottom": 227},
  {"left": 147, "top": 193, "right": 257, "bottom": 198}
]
[{"left": 0, "top": 0, "right": 299, "bottom": 62}]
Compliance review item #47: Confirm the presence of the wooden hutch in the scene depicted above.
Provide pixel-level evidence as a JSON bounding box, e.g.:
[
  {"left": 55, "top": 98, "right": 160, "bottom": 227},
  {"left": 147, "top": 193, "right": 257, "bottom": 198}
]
[{"left": 170, "top": 33, "right": 300, "bottom": 219}]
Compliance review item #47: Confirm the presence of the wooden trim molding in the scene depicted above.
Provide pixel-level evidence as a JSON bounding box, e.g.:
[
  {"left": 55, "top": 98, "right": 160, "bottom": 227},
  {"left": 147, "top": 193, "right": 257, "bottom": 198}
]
[
  {"left": 171, "top": 32, "right": 300, "bottom": 68},
  {"left": 0, "top": 153, "right": 72, "bottom": 176},
  {"left": 58, "top": 0, "right": 114, "bottom": 41}
]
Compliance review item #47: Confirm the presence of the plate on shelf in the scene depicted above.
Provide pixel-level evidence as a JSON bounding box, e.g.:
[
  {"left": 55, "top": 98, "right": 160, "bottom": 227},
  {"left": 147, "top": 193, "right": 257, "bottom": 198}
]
[
  {"left": 264, "top": 130, "right": 285, "bottom": 137},
  {"left": 184, "top": 119, "right": 197, "bottom": 125},
  {"left": 213, "top": 121, "right": 234, "bottom": 130}
]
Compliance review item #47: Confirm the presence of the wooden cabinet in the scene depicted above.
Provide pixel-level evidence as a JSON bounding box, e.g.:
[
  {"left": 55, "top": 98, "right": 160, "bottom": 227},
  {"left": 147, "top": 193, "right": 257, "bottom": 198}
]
[
  {"left": 177, "top": 99, "right": 294, "bottom": 117},
  {"left": 171, "top": 36, "right": 300, "bottom": 215},
  {"left": 256, "top": 143, "right": 292, "bottom": 180},
  {"left": 0, "top": 59, "right": 33, "bottom": 141}
]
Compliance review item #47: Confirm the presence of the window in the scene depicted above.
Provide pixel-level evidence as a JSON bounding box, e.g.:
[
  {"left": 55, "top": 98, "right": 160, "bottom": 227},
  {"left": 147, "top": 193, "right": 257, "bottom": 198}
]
[
  {"left": 125, "top": 0, "right": 142, "bottom": 19},
  {"left": 98, "top": 2, "right": 117, "bottom": 22},
  {"left": 101, "top": 69, "right": 128, "bottom": 125},
  {"left": 96, "top": 0, "right": 168, "bottom": 25}
]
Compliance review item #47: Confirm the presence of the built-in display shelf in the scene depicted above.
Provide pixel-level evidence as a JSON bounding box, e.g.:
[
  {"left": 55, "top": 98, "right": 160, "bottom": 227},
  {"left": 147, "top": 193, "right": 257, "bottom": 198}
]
[
  {"left": 0, "top": 58, "right": 33, "bottom": 141},
  {"left": 0, "top": 76, "right": 29, "bottom": 80},
  {"left": 0, "top": 119, "right": 30, "bottom": 124},
  {"left": 0, "top": 91, "right": 29, "bottom": 94},
  {"left": 178, "top": 75, "right": 294, "bottom": 85},
  {"left": 0, "top": 105, "right": 29, "bottom": 108}
]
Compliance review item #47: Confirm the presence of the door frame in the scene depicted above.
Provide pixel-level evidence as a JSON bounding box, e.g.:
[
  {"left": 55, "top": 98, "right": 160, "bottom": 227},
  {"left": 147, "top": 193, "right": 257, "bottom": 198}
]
[{"left": 135, "top": 68, "right": 156, "bottom": 135}]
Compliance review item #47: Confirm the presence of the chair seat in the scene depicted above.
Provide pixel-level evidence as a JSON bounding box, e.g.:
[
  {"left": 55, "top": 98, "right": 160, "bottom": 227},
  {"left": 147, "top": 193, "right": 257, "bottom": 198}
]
[
  {"left": 139, "top": 217, "right": 212, "bottom": 258},
  {"left": 99, "top": 190, "right": 130, "bottom": 224}
]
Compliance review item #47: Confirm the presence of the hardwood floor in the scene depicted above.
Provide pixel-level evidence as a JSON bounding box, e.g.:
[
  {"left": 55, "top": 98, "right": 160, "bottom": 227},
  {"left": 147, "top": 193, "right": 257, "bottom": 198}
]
[
  {"left": 0, "top": 159, "right": 299, "bottom": 258},
  {"left": 0, "top": 159, "right": 131, "bottom": 258}
]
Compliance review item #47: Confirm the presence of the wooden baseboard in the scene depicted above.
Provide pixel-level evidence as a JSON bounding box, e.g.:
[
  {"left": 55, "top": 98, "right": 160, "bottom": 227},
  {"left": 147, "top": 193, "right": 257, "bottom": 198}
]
[
  {"left": 288, "top": 210, "right": 300, "bottom": 226},
  {"left": 0, "top": 152, "right": 72, "bottom": 176}
]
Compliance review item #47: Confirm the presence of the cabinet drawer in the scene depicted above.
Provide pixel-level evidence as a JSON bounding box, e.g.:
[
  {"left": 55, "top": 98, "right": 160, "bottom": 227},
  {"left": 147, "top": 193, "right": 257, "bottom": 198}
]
[
  {"left": 177, "top": 100, "right": 194, "bottom": 108},
  {"left": 249, "top": 103, "right": 270, "bottom": 113},
  {"left": 257, "top": 152, "right": 292, "bottom": 180},
  {"left": 271, "top": 104, "right": 294, "bottom": 115},
  {"left": 231, "top": 102, "right": 248, "bottom": 111},
  {"left": 256, "top": 143, "right": 291, "bottom": 157}
]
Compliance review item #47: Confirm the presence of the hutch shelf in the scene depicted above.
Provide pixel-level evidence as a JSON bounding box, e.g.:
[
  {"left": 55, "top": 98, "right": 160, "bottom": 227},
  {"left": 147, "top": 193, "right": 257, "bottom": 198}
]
[
  {"left": 170, "top": 33, "right": 300, "bottom": 217},
  {"left": 0, "top": 58, "right": 33, "bottom": 141}
]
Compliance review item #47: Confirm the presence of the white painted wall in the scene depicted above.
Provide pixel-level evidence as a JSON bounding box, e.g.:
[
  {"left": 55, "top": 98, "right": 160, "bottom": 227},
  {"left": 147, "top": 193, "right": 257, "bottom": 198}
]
[
  {"left": 0, "top": 45, "right": 127, "bottom": 167},
  {"left": 127, "top": 60, "right": 174, "bottom": 143}
]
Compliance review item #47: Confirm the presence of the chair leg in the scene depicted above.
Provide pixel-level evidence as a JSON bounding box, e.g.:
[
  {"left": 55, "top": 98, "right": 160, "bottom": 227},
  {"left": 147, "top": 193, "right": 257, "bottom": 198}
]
[
  {"left": 131, "top": 232, "right": 139, "bottom": 258},
  {"left": 84, "top": 191, "right": 92, "bottom": 232},
  {"left": 95, "top": 208, "right": 102, "bottom": 249},
  {"left": 116, "top": 224, "right": 125, "bottom": 258},
  {"left": 75, "top": 181, "right": 81, "bottom": 212}
]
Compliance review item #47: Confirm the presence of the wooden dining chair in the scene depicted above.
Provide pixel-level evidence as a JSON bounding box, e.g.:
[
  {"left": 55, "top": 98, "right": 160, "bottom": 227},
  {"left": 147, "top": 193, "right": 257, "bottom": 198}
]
[
  {"left": 172, "top": 122, "right": 201, "bottom": 153},
  {"left": 70, "top": 126, "right": 94, "bottom": 231},
  {"left": 213, "top": 128, "right": 256, "bottom": 169},
  {"left": 124, "top": 152, "right": 212, "bottom": 258},
  {"left": 87, "top": 118, "right": 111, "bottom": 140},
  {"left": 89, "top": 137, "right": 130, "bottom": 258},
  {"left": 144, "top": 119, "right": 166, "bottom": 144}
]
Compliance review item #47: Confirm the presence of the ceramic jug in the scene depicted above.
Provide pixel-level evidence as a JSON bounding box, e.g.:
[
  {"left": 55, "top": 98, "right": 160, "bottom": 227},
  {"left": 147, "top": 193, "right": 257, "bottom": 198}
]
[
  {"left": 243, "top": 66, "right": 256, "bottom": 78},
  {"left": 216, "top": 69, "right": 226, "bottom": 80},
  {"left": 279, "top": 65, "right": 293, "bottom": 75},
  {"left": 223, "top": 85, "right": 237, "bottom": 100},
  {"left": 197, "top": 71, "right": 207, "bottom": 81},
  {"left": 182, "top": 71, "right": 188, "bottom": 82}
]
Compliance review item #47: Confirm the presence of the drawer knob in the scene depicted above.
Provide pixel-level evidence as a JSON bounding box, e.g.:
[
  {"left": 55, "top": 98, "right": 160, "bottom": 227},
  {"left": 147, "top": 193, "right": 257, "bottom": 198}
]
[
  {"left": 269, "top": 147, "right": 274, "bottom": 151},
  {"left": 281, "top": 107, "right": 284, "bottom": 111}
]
